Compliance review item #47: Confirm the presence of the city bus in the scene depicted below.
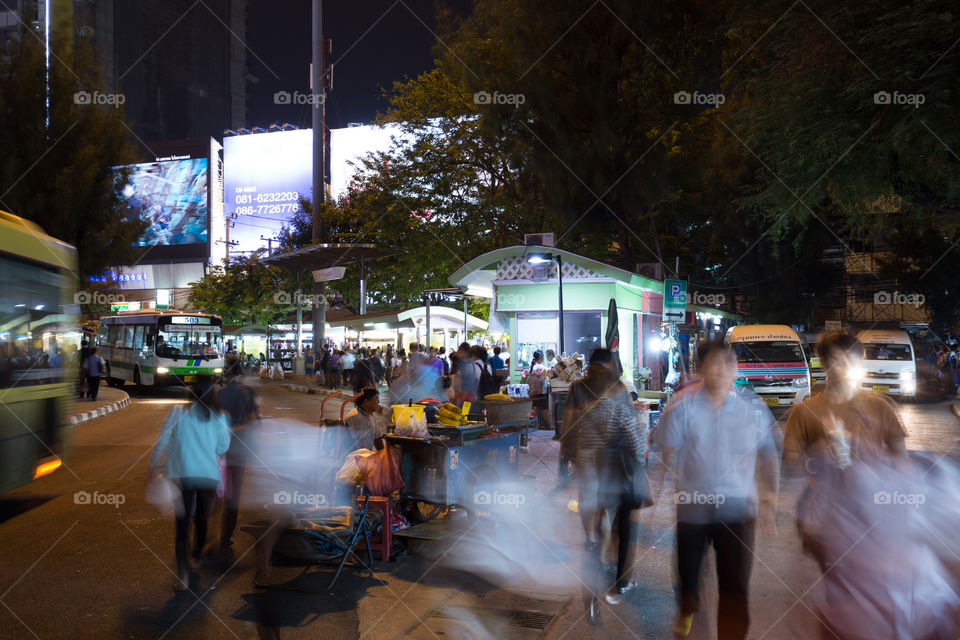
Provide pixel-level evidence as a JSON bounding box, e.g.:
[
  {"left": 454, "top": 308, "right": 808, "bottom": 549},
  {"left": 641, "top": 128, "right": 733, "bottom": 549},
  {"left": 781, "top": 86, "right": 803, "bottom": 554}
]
[
  {"left": 96, "top": 310, "right": 224, "bottom": 387},
  {"left": 0, "top": 211, "right": 78, "bottom": 493}
]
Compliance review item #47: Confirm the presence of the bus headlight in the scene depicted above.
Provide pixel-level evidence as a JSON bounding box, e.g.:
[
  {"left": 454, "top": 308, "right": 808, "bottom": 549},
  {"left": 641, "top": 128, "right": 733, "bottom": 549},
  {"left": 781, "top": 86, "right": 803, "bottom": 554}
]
[
  {"left": 213, "top": 367, "right": 223, "bottom": 374},
  {"left": 792, "top": 377, "right": 808, "bottom": 387},
  {"left": 156, "top": 366, "right": 169, "bottom": 374},
  {"left": 900, "top": 370, "right": 916, "bottom": 393}
]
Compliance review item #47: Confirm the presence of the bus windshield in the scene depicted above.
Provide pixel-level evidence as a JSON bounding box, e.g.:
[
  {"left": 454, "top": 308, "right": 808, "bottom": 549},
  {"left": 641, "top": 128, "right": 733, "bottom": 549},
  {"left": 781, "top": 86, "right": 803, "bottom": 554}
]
[
  {"left": 862, "top": 343, "right": 912, "bottom": 361},
  {"left": 156, "top": 324, "right": 223, "bottom": 359},
  {"left": 732, "top": 341, "right": 805, "bottom": 364}
]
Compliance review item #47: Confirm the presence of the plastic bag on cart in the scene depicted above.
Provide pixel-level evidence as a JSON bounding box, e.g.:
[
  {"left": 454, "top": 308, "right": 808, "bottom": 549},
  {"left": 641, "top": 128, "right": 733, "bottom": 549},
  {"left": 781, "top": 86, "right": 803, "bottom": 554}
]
[
  {"left": 355, "top": 446, "right": 405, "bottom": 496},
  {"left": 395, "top": 411, "right": 429, "bottom": 438},
  {"left": 336, "top": 448, "right": 371, "bottom": 485}
]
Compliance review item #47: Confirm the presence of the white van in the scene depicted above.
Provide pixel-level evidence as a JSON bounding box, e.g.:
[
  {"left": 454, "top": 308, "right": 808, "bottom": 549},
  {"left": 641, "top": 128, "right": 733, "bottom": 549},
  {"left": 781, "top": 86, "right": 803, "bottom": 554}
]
[
  {"left": 725, "top": 325, "right": 811, "bottom": 409},
  {"left": 856, "top": 329, "right": 916, "bottom": 398}
]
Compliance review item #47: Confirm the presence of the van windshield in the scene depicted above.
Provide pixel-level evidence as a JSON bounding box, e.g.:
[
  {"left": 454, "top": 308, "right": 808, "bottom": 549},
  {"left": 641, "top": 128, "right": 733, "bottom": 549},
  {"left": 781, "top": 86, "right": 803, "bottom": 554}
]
[
  {"left": 862, "top": 343, "right": 911, "bottom": 361},
  {"left": 732, "top": 341, "right": 805, "bottom": 364}
]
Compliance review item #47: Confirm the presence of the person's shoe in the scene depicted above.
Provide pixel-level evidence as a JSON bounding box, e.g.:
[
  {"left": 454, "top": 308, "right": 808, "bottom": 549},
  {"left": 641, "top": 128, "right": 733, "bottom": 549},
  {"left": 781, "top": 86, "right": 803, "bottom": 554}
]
[
  {"left": 551, "top": 434, "right": 561, "bottom": 441},
  {"left": 173, "top": 573, "right": 189, "bottom": 592},
  {"left": 587, "top": 596, "right": 601, "bottom": 625},
  {"left": 603, "top": 590, "right": 622, "bottom": 605},
  {"left": 584, "top": 539, "right": 597, "bottom": 553},
  {"left": 672, "top": 613, "right": 693, "bottom": 638},
  {"left": 220, "top": 537, "right": 234, "bottom": 548},
  {"left": 617, "top": 580, "right": 638, "bottom": 594}
]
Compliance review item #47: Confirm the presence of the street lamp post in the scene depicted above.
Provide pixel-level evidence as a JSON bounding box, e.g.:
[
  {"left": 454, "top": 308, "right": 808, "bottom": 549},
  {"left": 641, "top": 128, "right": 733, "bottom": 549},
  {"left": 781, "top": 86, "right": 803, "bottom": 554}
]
[{"left": 527, "top": 252, "right": 565, "bottom": 356}]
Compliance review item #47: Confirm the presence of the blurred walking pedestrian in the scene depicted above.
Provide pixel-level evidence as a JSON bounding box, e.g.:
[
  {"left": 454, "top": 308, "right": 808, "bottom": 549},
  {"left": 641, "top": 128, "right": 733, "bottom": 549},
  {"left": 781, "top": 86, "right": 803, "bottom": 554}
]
[
  {"left": 84, "top": 347, "right": 103, "bottom": 400},
  {"left": 217, "top": 356, "right": 260, "bottom": 549},
  {"left": 781, "top": 333, "right": 936, "bottom": 638},
  {"left": 574, "top": 348, "right": 649, "bottom": 623},
  {"left": 149, "top": 375, "right": 230, "bottom": 591},
  {"left": 560, "top": 349, "right": 632, "bottom": 490},
  {"left": 656, "top": 341, "right": 780, "bottom": 639}
]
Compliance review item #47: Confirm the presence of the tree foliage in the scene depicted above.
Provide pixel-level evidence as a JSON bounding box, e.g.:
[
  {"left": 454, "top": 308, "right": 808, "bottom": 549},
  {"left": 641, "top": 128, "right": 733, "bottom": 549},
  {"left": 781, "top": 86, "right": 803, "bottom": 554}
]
[
  {"left": 187, "top": 252, "right": 290, "bottom": 326},
  {"left": 0, "top": 21, "right": 146, "bottom": 281}
]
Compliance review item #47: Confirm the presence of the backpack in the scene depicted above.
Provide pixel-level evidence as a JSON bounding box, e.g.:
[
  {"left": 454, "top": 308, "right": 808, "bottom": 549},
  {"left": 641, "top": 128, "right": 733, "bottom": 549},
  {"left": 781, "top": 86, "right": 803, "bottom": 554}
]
[{"left": 478, "top": 364, "right": 500, "bottom": 398}]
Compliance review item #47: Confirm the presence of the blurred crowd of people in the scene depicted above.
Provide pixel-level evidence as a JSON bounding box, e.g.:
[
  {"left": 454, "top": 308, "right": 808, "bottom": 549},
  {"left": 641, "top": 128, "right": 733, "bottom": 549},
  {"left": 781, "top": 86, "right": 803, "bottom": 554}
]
[{"left": 144, "top": 332, "right": 960, "bottom": 640}]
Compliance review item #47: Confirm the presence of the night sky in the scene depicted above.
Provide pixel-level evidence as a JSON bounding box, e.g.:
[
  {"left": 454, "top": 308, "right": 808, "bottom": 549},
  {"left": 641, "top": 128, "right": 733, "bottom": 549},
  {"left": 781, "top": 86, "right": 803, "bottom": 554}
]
[{"left": 246, "top": 1, "right": 466, "bottom": 129}]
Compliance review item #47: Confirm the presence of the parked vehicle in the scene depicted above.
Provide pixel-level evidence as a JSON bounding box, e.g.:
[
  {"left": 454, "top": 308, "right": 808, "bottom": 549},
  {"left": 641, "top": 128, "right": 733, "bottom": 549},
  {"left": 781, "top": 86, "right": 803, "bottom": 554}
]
[
  {"left": 856, "top": 329, "right": 917, "bottom": 398},
  {"left": 725, "top": 325, "right": 811, "bottom": 410}
]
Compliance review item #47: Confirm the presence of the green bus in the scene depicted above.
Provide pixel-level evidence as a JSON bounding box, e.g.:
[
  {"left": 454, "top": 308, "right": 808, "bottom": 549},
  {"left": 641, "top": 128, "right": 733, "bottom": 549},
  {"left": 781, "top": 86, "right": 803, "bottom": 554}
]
[
  {"left": 0, "top": 212, "right": 78, "bottom": 493},
  {"left": 96, "top": 310, "right": 224, "bottom": 387}
]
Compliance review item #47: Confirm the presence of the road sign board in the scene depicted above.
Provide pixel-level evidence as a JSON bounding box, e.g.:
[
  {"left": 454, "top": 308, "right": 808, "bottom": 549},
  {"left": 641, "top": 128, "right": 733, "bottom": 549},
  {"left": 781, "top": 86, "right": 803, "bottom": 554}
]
[{"left": 663, "top": 279, "right": 687, "bottom": 323}]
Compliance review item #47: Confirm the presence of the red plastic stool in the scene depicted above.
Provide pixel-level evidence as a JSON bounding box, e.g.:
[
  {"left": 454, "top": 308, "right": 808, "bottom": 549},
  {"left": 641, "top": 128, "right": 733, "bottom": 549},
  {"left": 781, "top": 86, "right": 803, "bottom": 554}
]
[{"left": 357, "top": 495, "right": 395, "bottom": 561}]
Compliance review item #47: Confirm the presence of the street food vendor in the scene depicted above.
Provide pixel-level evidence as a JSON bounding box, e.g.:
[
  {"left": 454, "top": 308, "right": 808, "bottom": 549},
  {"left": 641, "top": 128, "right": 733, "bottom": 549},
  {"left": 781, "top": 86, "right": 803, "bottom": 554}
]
[{"left": 344, "top": 387, "right": 389, "bottom": 451}]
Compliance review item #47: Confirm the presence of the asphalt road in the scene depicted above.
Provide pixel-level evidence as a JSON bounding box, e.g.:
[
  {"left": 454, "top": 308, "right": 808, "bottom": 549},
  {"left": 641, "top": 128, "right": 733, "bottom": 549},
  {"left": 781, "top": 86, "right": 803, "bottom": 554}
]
[{"left": 0, "top": 387, "right": 957, "bottom": 640}]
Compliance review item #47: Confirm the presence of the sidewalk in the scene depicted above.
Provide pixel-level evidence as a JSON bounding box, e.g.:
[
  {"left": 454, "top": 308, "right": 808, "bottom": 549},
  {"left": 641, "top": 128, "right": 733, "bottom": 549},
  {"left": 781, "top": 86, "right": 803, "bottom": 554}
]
[{"left": 66, "top": 386, "right": 130, "bottom": 425}]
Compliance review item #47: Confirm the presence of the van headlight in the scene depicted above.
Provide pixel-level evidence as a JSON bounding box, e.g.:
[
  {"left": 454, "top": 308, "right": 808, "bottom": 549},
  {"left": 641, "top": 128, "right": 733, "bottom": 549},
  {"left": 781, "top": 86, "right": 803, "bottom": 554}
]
[
  {"left": 900, "top": 370, "right": 916, "bottom": 392},
  {"left": 156, "top": 367, "right": 169, "bottom": 374},
  {"left": 849, "top": 366, "right": 865, "bottom": 384},
  {"left": 792, "top": 377, "right": 808, "bottom": 387}
]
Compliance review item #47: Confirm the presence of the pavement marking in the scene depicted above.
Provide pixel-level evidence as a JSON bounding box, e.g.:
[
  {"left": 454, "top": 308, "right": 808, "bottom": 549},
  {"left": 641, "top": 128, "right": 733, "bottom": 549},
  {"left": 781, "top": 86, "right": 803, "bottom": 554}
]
[{"left": 67, "top": 393, "right": 131, "bottom": 426}]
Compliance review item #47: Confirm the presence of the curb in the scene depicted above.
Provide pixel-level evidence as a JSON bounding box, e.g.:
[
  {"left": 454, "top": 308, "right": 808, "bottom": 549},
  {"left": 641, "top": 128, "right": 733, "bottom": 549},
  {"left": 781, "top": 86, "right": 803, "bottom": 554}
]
[
  {"left": 67, "top": 391, "right": 131, "bottom": 426},
  {"left": 952, "top": 402, "right": 960, "bottom": 421}
]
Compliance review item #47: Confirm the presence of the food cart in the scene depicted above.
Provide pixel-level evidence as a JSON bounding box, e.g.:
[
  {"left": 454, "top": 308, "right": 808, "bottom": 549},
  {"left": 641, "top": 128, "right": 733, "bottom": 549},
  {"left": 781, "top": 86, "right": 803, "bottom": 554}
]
[{"left": 385, "top": 419, "right": 532, "bottom": 520}]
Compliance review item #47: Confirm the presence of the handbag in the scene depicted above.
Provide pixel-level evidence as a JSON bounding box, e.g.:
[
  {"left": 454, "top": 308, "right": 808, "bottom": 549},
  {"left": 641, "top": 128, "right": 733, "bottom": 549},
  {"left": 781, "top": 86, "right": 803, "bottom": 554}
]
[
  {"left": 614, "top": 445, "right": 653, "bottom": 509},
  {"left": 597, "top": 400, "right": 653, "bottom": 509}
]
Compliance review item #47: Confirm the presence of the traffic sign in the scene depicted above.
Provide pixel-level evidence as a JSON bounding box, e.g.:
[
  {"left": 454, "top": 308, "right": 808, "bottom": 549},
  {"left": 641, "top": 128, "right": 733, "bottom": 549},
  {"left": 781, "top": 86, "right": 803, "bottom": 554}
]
[{"left": 663, "top": 279, "right": 687, "bottom": 323}]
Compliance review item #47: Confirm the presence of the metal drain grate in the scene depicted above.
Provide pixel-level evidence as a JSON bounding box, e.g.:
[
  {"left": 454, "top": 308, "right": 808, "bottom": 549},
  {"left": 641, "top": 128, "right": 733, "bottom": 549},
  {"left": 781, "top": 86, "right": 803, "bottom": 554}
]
[{"left": 509, "top": 610, "right": 553, "bottom": 630}]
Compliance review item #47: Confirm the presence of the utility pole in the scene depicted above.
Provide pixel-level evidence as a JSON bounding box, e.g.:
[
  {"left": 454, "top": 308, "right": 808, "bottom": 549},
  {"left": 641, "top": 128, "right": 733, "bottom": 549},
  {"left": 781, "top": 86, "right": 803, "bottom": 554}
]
[
  {"left": 311, "top": 0, "right": 327, "bottom": 362},
  {"left": 259, "top": 235, "right": 274, "bottom": 255}
]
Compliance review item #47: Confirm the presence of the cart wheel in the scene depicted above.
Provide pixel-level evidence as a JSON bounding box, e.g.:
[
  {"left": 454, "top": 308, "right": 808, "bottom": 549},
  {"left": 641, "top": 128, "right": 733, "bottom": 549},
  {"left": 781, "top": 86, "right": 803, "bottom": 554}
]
[{"left": 406, "top": 501, "right": 446, "bottom": 523}]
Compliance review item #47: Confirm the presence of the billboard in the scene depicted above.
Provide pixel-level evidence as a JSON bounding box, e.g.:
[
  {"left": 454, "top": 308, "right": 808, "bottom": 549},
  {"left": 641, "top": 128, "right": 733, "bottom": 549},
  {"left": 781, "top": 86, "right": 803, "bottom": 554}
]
[
  {"left": 223, "top": 129, "right": 313, "bottom": 254},
  {"left": 330, "top": 123, "right": 404, "bottom": 200},
  {"left": 124, "top": 158, "right": 209, "bottom": 247}
]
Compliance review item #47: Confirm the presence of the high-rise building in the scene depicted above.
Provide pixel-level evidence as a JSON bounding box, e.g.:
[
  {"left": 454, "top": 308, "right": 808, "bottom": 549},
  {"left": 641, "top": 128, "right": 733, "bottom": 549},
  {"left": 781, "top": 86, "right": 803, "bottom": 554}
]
[
  {"left": 90, "top": 0, "right": 249, "bottom": 142},
  {"left": 2, "top": 1, "right": 249, "bottom": 142}
]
